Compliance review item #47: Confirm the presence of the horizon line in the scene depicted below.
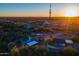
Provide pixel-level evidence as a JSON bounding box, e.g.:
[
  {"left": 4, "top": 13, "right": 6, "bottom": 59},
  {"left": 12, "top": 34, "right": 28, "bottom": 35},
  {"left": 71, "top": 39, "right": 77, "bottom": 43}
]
[{"left": 1, "top": 16, "right": 79, "bottom": 17}]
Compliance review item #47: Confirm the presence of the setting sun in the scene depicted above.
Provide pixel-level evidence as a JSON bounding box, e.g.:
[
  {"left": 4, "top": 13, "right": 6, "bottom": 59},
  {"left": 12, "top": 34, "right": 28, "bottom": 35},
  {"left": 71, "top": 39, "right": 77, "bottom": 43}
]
[{"left": 62, "top": 6, "right": 78, "bottom": 17}]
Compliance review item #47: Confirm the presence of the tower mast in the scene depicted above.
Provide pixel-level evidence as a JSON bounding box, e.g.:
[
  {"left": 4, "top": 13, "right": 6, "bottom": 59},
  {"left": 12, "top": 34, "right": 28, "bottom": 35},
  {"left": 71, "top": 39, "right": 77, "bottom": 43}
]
[{"left": 49, "top": 3, "right": 51, "bottom": 20}]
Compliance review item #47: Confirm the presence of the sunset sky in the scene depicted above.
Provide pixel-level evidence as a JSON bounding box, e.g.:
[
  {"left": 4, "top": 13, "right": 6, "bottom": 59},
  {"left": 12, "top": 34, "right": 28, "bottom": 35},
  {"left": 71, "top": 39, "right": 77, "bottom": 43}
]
[{"left": 0, "top": 3, "right": 79, "bottom": 17}]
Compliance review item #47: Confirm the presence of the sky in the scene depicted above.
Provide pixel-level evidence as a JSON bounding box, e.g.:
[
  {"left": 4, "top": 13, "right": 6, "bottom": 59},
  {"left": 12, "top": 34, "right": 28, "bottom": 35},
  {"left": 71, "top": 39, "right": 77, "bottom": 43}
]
[{"left": 0, "top": 3, "right": 79, "bottom": 17}]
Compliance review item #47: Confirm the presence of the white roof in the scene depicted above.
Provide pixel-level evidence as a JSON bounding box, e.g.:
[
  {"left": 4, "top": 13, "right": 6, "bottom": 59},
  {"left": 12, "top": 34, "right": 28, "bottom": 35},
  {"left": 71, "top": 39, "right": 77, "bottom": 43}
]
[
  {"left": 27, "top": 41, "right": 38, "bottom": 46},
  {"left": 65, "top": 39, "right": 73, "bottom": 44},
  {"left": 48, "top": 45, "right": 58, "bottom": 49}
]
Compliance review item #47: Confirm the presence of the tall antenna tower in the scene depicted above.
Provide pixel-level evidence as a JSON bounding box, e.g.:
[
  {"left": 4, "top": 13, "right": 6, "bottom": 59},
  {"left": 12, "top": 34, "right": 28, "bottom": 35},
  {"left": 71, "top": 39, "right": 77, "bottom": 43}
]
[{"left": 49, "top": 3, "right": 51, "bottom": 20}]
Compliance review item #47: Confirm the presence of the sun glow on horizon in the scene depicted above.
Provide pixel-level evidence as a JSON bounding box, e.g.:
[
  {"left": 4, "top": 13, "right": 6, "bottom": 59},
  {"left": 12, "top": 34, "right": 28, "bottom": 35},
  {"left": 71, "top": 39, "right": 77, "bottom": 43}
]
[{"left": 62, "top": 6, "right": 78, "bottom": 17}]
